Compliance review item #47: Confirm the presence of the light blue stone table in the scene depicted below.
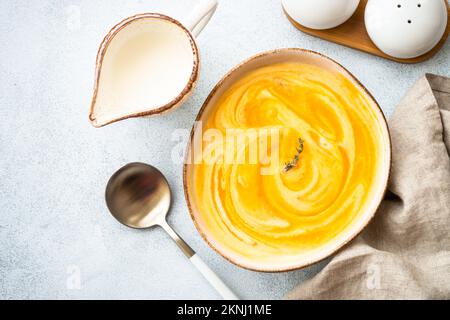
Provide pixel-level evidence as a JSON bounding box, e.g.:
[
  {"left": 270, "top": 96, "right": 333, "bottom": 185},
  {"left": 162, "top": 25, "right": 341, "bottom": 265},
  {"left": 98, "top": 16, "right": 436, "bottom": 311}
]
[{"left": 1, "top": 0, "right": 449, "bottom": 299}]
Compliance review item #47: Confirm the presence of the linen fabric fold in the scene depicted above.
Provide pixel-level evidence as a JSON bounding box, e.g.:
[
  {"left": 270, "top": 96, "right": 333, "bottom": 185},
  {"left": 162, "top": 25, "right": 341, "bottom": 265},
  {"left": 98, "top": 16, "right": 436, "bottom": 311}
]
[{"left": 288, "top": 74, "right": 450, "bottom": 299}]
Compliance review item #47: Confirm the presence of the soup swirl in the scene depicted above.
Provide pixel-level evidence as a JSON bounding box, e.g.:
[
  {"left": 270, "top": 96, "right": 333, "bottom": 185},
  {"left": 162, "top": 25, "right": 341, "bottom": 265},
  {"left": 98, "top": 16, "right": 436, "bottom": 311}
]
[{"left": 193, "top": 63, "right": 385, "bottom": 263}]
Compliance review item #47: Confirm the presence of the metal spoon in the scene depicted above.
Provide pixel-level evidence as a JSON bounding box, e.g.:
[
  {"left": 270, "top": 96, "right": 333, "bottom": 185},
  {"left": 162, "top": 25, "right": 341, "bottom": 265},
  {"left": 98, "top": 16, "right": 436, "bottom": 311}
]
[{"left": 105, "top": 162, "right": 238, "bottom": 300}]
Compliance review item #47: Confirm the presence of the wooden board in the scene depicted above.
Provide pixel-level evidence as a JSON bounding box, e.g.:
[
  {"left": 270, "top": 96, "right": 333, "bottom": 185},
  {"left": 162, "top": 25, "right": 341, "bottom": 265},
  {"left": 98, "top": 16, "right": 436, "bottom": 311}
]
[{"left": 284, "top": 0, "right": 450, "bottom": 64}]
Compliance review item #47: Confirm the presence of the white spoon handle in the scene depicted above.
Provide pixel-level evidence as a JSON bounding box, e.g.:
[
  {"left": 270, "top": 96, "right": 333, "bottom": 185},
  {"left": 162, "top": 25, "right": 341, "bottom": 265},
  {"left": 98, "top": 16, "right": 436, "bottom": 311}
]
[
  {"left": 190, "top": 254, "right": 239, "bottom": 300},
  {"left": 160, "top": 220, "right": 238, "bottom": 300}
]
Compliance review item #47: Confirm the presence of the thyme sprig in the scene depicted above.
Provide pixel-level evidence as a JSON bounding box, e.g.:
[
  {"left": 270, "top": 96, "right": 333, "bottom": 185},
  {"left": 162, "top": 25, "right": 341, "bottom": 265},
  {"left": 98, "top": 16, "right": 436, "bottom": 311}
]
[{"left": 284, "top": 138, "right": 304, "bottom": 172}]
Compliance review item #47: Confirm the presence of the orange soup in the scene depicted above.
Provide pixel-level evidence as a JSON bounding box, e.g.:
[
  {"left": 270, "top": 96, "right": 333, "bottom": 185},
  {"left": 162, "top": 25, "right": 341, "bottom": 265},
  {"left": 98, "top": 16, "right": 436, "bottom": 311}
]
[{"left": 192, "top": 63, "right": 386, "bottom": 264}]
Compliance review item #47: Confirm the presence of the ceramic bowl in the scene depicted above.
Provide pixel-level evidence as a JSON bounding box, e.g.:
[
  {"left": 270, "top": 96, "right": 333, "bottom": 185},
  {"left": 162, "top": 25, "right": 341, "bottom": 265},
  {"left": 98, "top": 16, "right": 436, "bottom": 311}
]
[{"left": 183, "top": 49, "right": 392, "bottom": 272}]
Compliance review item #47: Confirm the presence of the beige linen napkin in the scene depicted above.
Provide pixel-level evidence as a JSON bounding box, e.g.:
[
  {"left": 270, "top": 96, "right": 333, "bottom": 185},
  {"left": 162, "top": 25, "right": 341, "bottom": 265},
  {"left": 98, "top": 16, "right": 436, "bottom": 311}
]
[{"left": 288, "top": 74, "right": 450, "bottom": 300}]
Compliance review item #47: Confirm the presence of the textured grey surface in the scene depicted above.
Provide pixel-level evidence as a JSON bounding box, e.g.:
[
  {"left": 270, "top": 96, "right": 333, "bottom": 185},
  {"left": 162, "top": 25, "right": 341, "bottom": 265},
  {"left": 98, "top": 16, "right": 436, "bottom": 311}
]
[{"left": 0, "top": 0, "right": 449, "bottom": 300}]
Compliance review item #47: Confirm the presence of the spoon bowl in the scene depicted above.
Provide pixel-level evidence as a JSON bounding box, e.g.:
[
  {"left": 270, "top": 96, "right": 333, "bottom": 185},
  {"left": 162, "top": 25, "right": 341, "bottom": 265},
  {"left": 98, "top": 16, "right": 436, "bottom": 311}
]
[{"left": 106, "top": 163, "right": 170, "bottom": 228}]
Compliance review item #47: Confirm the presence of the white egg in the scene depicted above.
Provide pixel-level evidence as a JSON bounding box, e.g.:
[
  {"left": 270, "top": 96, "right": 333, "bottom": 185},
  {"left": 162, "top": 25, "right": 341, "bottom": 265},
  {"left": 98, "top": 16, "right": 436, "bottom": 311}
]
[
  {"left": 282, "top": 0, "right": 360, "bottom": 30},
  {"left": 365, "top": 0, "right": 448, "bottom": 59}
]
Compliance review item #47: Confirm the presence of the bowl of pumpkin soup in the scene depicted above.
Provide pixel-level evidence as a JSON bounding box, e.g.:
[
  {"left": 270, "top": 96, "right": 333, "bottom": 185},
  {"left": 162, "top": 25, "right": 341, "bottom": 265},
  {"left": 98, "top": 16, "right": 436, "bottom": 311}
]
[{"left": 183, "top": 49, "right": 391, "bottom": 272}]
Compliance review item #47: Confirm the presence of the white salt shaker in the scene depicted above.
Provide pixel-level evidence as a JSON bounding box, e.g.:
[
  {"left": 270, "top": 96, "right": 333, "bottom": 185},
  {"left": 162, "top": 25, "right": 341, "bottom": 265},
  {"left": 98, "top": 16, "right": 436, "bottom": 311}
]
[{"left": 365, "top": 0, "right": 448, "bottom": 59}]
